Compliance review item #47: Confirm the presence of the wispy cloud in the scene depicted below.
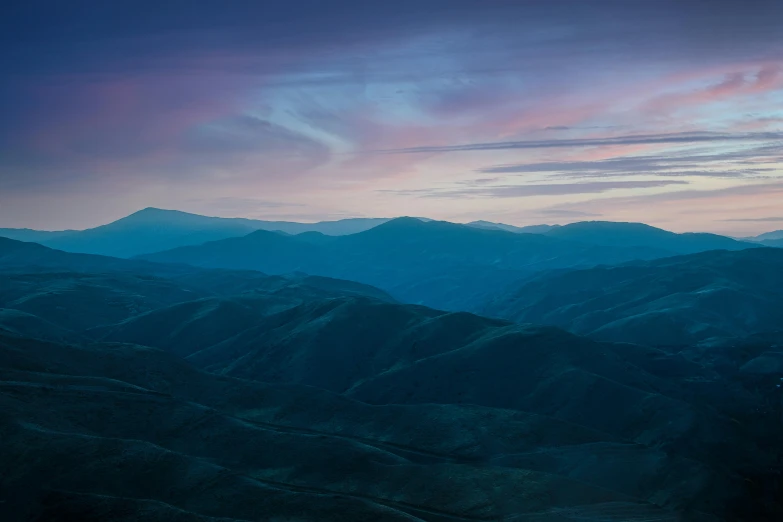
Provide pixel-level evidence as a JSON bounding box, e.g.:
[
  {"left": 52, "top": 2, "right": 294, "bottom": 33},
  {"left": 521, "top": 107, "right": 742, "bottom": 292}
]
[
  {"left": 382, "top": 180, "right": 689, "bottom": 199},
  {"left": 475, "top": 143, "right": 783, "bottom": 180},
  {"left": 369, "top": 131, "right": 783, "bottom": 155},
  {"left": 537, "top": 209, "right": 603, "bottom": 218},
  {"left": 722, "top": 216, "right": 783, "bottom": 222}
]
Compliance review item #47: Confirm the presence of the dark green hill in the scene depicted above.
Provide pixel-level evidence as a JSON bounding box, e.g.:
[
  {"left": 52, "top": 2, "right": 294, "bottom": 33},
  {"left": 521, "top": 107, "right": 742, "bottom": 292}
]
[
  {"left": 1, "top": 331, "right": 707, "bottom": 522},
  {"left": 95, "top": 289, "right": 774, "bottom": 493},
  {"left": 481, "top": 248, "right": 783, "bottom": 345}
]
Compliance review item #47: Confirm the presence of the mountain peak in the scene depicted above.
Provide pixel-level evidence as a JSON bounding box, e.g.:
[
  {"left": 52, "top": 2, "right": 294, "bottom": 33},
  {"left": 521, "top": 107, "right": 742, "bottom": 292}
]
[
  {"left": 366, "top": 216, "right": 431, "bottom": 231},
  {"left": 555, "top": 220, "right": 665, "bottom": 232},
  {"left": 122, "top": 207, "right": 199, "bottom": 220}
]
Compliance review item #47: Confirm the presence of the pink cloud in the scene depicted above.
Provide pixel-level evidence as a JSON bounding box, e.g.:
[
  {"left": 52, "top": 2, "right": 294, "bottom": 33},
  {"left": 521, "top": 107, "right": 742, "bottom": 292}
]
[{"left": 643, "top": 65, "right": 783, "bottom": 118}]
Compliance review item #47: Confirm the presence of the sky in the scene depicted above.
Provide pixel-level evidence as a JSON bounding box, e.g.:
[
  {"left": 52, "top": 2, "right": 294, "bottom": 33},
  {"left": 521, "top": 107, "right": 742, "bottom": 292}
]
[{"left": 1, "top": 0, "right": 782, "bottom": 235}]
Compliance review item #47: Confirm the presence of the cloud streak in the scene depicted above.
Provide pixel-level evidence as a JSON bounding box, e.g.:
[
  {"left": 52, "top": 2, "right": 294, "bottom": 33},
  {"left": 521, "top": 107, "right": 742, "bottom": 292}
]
[
  {"left": 369, "top": 132, "right": 783, "bottom": 155},
  {"left": 383, "top": 180, "right": 689, "bottom": 199}
]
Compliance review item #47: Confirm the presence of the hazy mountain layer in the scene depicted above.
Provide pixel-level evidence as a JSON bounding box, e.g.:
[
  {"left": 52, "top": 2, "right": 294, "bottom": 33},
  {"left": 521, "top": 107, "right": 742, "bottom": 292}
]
[
  {"left": 0, "top": 208, "right": 392, "bottom": 258},
  {"left": 748, "top": 229, "right": 783, "bottom": 242},
  {"left": 758, "top": 237, "right": 783, "bottom": 248},
  {"left": 138, "top": 217, "right": 758, "bottom": 311}
]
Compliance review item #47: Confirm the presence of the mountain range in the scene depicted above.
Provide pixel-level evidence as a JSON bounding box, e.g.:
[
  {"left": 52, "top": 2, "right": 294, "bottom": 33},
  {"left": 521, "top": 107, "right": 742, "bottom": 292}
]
[
  {"left": 1, "top": 238, "right": 781, "bottom": 521},
  {"left": 135, "top": 216, "right": 757, "bottom": 311},
  {"left": 0, "top": 208, "right": 392, "bottom": 258},
  {"left": 1, "top": 212, "right": 782, "bottom": 521},
  {"left": 1, "top": 208, "right": 772, "bottom": 261}
]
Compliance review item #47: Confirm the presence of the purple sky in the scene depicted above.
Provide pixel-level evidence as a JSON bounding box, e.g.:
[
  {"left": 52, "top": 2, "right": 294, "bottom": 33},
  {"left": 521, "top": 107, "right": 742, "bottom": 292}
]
[{"left": 2, "top": 0, "right": 782, "bottom": 234}]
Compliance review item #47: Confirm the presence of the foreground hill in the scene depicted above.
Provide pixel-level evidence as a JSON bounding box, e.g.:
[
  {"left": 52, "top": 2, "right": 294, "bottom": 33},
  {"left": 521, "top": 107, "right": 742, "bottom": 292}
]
[
  {"left": 0, "top": 208, "right": 391, "bottom": 258},
  {"left": 3, "top": 301, "right": 779, "bottom": 521},
  {"left": 481, "top": 248, "right": 783, "bottom": 345},
  {"left": 138, "top": 217, "right": 746, "bottom": 311},
  {"left": 0, "top": 237, "right": 393, "bottom": 338},
  {"left": 99, "top": 294, "right": 760, "bottom": 455},
  {"left": 5, "top": 329, "right": 726, "bottom": 522}
]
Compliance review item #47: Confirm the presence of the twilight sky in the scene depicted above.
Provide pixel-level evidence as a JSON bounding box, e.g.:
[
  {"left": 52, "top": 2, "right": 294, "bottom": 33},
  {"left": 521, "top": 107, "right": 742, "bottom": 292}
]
[{"left": 2, "top": 0, "right": 782, "bottom": 234}]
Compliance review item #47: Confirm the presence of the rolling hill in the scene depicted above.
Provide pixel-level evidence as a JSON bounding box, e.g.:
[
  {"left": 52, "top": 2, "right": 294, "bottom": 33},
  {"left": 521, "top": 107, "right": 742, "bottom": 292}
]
[
  {"left": 3, "top": 329, "right": 720, "bottom": 522},
  {"left": 0, "top": 237, "right": 394, "bottom": 338},
  {"left": 3, "top": 277, "right": 777, "bottom": 520},
  {"left": 481, "top": 247, "right": 783, "bottom": 345}
]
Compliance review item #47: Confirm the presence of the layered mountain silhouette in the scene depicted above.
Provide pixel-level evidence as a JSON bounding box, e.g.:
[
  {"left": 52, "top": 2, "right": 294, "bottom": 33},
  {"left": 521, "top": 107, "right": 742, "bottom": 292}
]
[
  {"left": 482, "top": 248, "right": 783, "bottom": 345},
  {"left": 137, "top": 217, "right": 758, "bottom": 311},
  {"left": 1, "top": 218, "right": 782, "bottom": 521},
  {"left": 1, "top": 209, "right": 765, "bottom": 264},
  {"left": 0, "top": 208, "right": 391, "bottom": 258}
]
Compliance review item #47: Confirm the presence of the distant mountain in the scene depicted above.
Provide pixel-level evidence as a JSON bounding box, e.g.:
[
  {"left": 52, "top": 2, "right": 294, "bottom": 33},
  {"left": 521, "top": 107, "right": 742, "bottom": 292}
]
[
  {"left": 140, "top": 217, "right": 735, "bottom": 311},
  {"left": 0, "top": 236, "right": 190, "bottom": 276},
  {"left": 758, "top": 237, "right": 783, "bottom": 248},
  {"left": 481, "top": 247, "right": 783, "bottom": 345},
  {"left": 750, "top": 229, "right": 783, "bottom": 241},
  {"left": 466, "top": 220, "right": 560, "bottom": 234},
  {"left": 0, "top": 228, "right": 75, "bottom": 243},
  {"left": 0, "top": 208, "right": 391, "bottom": 258},
  {"left": 542, "top": 220, "right": 755, "bottom": 254}
]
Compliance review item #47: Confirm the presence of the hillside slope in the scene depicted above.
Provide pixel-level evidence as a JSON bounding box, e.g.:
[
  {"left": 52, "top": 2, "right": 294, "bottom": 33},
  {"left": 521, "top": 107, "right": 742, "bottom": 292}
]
[
  {"left": 481, "top": 248, "right": 783, "bottom": 345},
  {"left": 1, "top": 330, "right": 709, "bottom": 522}
]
